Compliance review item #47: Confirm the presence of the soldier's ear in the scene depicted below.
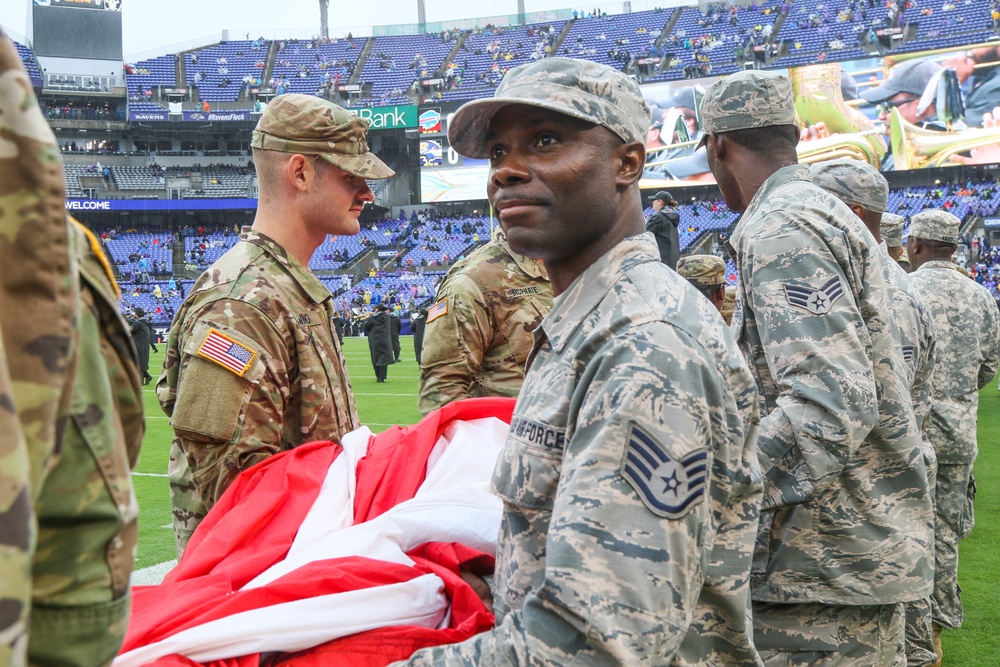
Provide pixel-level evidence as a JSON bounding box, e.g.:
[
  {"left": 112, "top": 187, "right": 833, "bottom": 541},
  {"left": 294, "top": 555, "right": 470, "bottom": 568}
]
[{"left": 615, "top": 141, "right": 645, "bottom": 188}]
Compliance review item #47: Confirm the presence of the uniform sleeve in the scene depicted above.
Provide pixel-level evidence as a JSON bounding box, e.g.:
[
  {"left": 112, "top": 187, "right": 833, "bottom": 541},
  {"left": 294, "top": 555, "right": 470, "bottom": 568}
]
[
  {"left": 168, "top": 299, "right": 291, "bottom": 507},
  {"left": 977, "top": 296, "right": 1000, "bottom": 390},
  {"left": 911, "top": 298, "right": 936, "bottom": 437},
  {"left": 418, "top": 275, "right": 492, "bottom": 415},
  {"left": 396, "top": 325, "right": 734, "bottom": 666},
  {"left": 745, "top": 224, "right": 879, "bottom": 509}
]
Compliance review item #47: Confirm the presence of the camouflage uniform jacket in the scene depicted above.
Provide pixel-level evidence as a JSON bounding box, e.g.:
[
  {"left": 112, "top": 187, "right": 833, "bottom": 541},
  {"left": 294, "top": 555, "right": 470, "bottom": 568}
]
[
  {"left": 0, "top": 35, "right": 75, "bottom": 666},
  {"left": 28, "top": 220, "right": 145, "bottom": 667},
  {"left": 397, "top": 234, "right": 764, "bottom": 666},
  {"left": 158, "top": 227, "right": 358, "bottom": 539},
  {"left": 883, "top": 246, "right": 937, "bottom": 481},
  {"left": 418, "top": 233, "right": 552, "bottom": 415},
  {"left": 907, "top": 260, "right": 1000, "bottom": 464},
  {"left": 729, "top": 164, "right": 933, "bottom": 605}
]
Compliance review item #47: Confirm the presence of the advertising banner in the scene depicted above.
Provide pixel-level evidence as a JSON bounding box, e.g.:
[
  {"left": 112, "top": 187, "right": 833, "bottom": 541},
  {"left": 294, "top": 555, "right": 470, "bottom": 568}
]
[
  {"left": 65, "top": 199, "right": 257, "bottom": 212},
  {"left": 37, "top": 0, "right": 122, "bottom": 11},
  {"left": 181, "top": 110, "right": 254, "bottom": 122},
  {"left": 420, "top": 166, "right": 490, "bottom": 203},
  {"left": 355, "top": 104, "right": 418, "bottom": 130},
  {"left": 128, "top": 109, "right": 169, "bottom": 122}
]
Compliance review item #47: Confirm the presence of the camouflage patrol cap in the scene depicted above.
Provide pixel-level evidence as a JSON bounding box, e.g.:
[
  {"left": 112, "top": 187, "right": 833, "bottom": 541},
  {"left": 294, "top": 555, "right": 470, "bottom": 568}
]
[
  {"left": 910, "top": 209, "right": 960, "bottom": 244},
  {"left": 677, "top": 254, "right": 727, "bottom": 287},
  {"left": 721, "top": 285, "right": 736, "bottom": 325},
  {"left": 881, "top": 213, "right": 905, "bottom": 248},
  {"left": 448, "top": 57, "right": 651, "bottom": 159},
  {"left": 698, "top": 70, "right": 796, "bottom": 145},
  {"left": 809, "top": 158, "right": 888, "bottom": 214},
  {"left": 251, "top": 94, "right": 394, "bottom": 179}
]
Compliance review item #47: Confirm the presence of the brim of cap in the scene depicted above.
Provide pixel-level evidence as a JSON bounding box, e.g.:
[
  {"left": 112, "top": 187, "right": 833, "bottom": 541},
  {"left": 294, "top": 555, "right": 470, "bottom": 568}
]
[
  {"left": 859, "top": 82, "right": 904, "bottom": 104},
  {"left": 320, "top": 152, "right": 395, "bottom": 180},
  {"left": 449, "top": 96, "right": 606, "bottom": 159}
]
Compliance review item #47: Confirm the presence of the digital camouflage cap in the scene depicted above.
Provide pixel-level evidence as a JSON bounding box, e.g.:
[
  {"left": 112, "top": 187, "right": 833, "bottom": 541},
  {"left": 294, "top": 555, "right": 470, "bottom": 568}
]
[
  {"left": 676, "top": 254, "right": 727, "bottom": 287},
  {"left": 909, "top": 209, "right": 960, "bottom": 244},
  {"left": 448, "top": 57, "right": 651, "bottom": 159},
  {"left": 251, "top": 94, "right": 394, "bottom": 179},
  {"left": 881, "top": 213, "right": 905, "bottom": 248},
  {"left": 698, "top": 70, "right": 796, "bottom": 145},
  {"left": 809, "top": 158, "right": 889, "bottom": 214}
]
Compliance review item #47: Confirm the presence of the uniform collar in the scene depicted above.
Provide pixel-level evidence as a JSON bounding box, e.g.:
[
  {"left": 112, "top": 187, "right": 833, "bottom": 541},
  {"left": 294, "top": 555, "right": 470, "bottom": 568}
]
[
  {"left": 915, "top": 259, "right": 960, "bottom": 273},
  {"left": 730, "top": 163, "right": 811, "bottom": 251},
  {"left": 496, "top": 231, "right": 549, "bottom": 281},
  {"left": 241, "top": 226, "right": 331, "bottom": 304},
  {"left": 540, "top": 233, "right": 659, "bottom": 355}
]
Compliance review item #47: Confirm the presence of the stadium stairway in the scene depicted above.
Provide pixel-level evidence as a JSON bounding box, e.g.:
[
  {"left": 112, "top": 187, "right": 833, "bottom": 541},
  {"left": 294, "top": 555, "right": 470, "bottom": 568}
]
[
  {"left": 654, "top": 9, "right": 685, "bottom": 76},
  {"left": 262, "top": 41, "right": 279, "bottom": 95},
  {"left": 550, "top": 21, "right": 577, "bottom": 57}
]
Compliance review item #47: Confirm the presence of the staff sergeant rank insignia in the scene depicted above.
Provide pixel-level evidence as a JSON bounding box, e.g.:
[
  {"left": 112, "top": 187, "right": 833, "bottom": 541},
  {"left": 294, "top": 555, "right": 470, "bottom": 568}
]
[
  {"left": 784, "top": 275, "right": 845, "bottom": 315},
  {"left": 621, "top": 423, "right": 708, "bottom": 519}
]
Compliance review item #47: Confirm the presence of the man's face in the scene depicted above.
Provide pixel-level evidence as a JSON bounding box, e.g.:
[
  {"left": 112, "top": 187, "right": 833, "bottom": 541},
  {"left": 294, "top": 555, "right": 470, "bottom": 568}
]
[
  {"left": 704, "top": 134, "right": 745, "bottom": 213},
  {"left": 485, "top": 104, "right": 624, "bottom": 267},
  {"left": 878, "top": 91, "right": 934, "bottom": 128},
  {"left": 304, "top": 158, "right": 374, "bottom": 237}
]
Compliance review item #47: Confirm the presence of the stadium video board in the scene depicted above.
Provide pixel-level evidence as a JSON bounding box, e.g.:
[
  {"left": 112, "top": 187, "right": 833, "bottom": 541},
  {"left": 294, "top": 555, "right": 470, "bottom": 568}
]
[
  {"left": 642, "top": 41, "right": 1000, "bottom": 187},
  {"left": 32, "top": 0, "right": 123, "bottom": 61},
  {"left": 417, "top": 103, "right": 491, "bottom": 203}
]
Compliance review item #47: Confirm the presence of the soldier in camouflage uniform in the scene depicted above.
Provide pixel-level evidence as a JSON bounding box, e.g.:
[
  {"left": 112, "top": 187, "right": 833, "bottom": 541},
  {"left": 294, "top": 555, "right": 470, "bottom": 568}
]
[
  {"left": 906, "top": 210, "right": 1000, "bottom": 666},
  {"left": 810, "top": 158, "right": 938, "bottom": 667},
  {"left": 701, "top": 70, "right": 933, "bottom": 665},
  {"left": 0, "top": 31, "right": 143, "bottom": 666},
  {"left": 393, "top": 57, "right": 764, "bottom": 666},
  {"left": 882, "top": 213, "right": 906, "bottom": 264},
  {"left": 676, "top": 254, "right": 728, "bottom": 316},
  {"left": 158, "top": 94, "right": 394, "bottom": 556},
  {"left": 417, "top": 232, "right": 552, "bottom": 415}
]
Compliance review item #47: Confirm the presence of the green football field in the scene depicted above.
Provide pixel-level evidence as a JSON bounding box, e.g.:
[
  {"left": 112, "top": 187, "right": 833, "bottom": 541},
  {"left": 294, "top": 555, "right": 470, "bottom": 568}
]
[{"left": 133, "top": 337, "right": 1000, "bottom": 664}]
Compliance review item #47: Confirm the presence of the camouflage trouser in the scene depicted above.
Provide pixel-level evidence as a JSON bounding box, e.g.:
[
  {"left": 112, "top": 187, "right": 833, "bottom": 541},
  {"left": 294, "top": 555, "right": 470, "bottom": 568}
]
[
  {"left": 754, "top": 601, "right": 904, "bottom": 666},
  {"left": 168, "top": 439, "right": 208, "bottom": 558},
  {"left": 932, "top": 463, "right": 975, "bottom": 630},
  {"left": 903, "top": 598, "right": 936, "bottom": 667}
]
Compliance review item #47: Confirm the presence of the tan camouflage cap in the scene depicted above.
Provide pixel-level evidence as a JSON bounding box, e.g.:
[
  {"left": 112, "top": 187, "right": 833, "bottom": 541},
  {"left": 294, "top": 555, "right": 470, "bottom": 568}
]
[
  {"left": 448, "top": 57, "right": 651, "bottom": 159},
  {"left": 698, "top": 70, "right": 796, "bottom": 144},
  {"left": 721, "top": 285, "right": 736, "bottom": 325},
  {"left": 909, "top": 209, "right": 960, "bottom": 244},
  {"left": 809, "top": 158, "right": 888, "bottom": 214},
  {"left": 251, "top": 94, "right": 394, "bottom": 179},
  {"left": 676, "top": 254, "right": 727, "bottom": 287},
  {"left": 881, "top": 212, "right": 905, "bottom": 248}
]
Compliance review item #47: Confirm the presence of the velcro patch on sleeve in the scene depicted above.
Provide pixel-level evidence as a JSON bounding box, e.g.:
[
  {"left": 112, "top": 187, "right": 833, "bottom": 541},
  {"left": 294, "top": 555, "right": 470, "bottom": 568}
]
[
  {"left": 197, "top": 328, "right": 257, "bottom": 377},
  {"left": 426, "top": 298, "right": 449, "bottom": 323},
  {"left": 621, "top": 422, "right": 708, "bottom": 519}
]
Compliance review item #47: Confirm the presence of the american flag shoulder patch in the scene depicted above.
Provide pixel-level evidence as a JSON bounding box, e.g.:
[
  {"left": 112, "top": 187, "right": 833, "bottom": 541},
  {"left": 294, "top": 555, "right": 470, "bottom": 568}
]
[
  {"left": 621, "top": 422, "right": 708, "bottom": 519},
  {"left": 426, "top": 298, "right": 449, "bottom": 323},
  {"left": 197, "top": 329, "right": 257, "bottom": 377}
]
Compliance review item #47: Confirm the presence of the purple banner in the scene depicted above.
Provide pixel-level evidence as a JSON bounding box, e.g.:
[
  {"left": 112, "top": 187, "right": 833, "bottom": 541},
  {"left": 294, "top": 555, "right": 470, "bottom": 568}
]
[
  {"left": 129, "top": 110, "right": 169, "bottom": 122},
  {"left": 181, "top": 110, "right": 253, "bottom": 122}
]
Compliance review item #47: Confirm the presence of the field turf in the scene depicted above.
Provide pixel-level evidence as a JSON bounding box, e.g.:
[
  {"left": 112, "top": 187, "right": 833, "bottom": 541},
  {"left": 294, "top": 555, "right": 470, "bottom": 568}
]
[{"left": 133, "top": 337, "right": 1000, "bottom": 664}]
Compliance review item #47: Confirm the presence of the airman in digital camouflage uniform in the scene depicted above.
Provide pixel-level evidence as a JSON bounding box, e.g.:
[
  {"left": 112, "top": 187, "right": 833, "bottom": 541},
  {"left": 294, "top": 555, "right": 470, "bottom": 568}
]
[
  {"left": 158, "top": 95, "right": 394, "bottom": 556},
  {"left": 417, "top": 232, "right": 552, "bottom": 415},
  {"left": 393, "top": 57, "right": 764, "bottom": 667},
  {"left": 701, "top": 70, "right": 933, "bottom": 665},
  {"left": 881, "top": 212, "right": 906, "bottom": 263},
  {"left": 906, "top": 210, "right": 1000, "bottom": 667},
  {"left": 0, "top": 32, "right": 143, "bottom": 667},
  {"left": 810, "top": 158, "right": 938, "bottom": 667},
  {"left": 676, "top": 254, "right": 728, "bottom": 316}
]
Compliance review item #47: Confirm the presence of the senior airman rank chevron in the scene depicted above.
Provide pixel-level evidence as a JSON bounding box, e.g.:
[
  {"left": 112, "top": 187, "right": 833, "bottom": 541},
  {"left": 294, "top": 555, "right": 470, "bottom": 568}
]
[
  {"left": 621, "top": 423, "right": 708, "bottom": 519},
  {"left": 197, "top": 329, "right": 256, "bottom": 376},
  {"left": 784, "top": 275, "right": 845, "bottom": 315}
]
